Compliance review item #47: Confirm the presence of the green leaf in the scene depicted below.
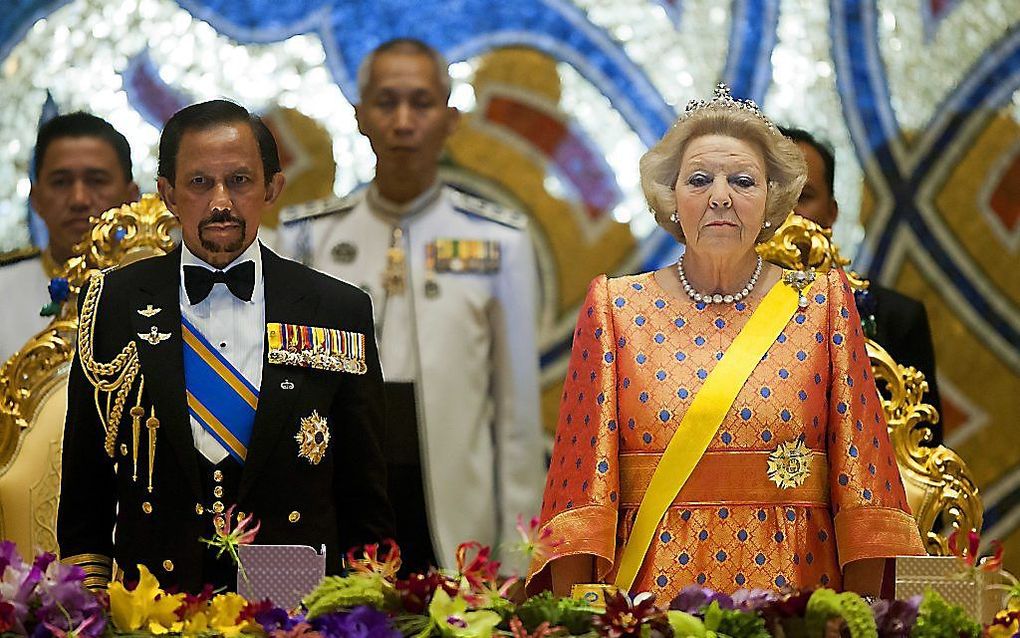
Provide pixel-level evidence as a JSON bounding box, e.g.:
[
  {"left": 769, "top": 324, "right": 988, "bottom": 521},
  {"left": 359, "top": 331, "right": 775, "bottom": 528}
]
[
  {"left": 666, "top": 610, "right": 707, "bottom": 638},
  {"left": 910, "top": 589, "right": 981, "bottom": 638}
]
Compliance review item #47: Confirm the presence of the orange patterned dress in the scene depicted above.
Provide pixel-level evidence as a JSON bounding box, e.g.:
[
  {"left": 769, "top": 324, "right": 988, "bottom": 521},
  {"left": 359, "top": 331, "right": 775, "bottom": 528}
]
[{"left": 527, "top": 268, "right": 924, "bottom": 600}]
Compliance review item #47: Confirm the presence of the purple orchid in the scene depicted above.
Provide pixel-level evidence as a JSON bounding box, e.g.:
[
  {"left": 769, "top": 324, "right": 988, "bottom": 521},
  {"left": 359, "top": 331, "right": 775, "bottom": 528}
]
[
  {"left": 871, "top": 596, "right": 921, "bottom": 638},
  {"left": 0, "top": 541, "right": 40, "bottom": 634},
  {"left": 668, "top": 585, "right": 734, "bottom": 614},
  {"left": 730, "top": 588, "right": 779, "bottom": 612},
  {"left": 0, "top": 543, "right": 106, "bottom": 638},
  {"left": 245, "top": 599, "right": 302, "bottom": 634},
  {"left": 311, "top": 606, "right": 401, "bottom": 638}
]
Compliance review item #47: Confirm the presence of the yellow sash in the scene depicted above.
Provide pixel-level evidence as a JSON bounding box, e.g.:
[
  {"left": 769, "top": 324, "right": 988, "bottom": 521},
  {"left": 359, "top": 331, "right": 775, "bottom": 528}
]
[{"left": 612, "top": 274, "right": 812, "bottom": 592}]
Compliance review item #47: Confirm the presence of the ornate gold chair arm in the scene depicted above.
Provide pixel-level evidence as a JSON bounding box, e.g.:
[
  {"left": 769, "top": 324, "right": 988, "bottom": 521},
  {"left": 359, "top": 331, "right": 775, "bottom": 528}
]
[{"left": 760, "top": 212, "right": 983, "bottom": 554}]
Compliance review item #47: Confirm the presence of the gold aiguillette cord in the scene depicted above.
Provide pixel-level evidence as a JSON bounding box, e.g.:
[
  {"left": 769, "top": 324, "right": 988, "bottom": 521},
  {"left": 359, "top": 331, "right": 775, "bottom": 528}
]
[
  {"left": 130, "top": 377, "right": 145, "bottom": 482},
  {"left": 146, "top": 406, "right": 159, "bottom": 493}
]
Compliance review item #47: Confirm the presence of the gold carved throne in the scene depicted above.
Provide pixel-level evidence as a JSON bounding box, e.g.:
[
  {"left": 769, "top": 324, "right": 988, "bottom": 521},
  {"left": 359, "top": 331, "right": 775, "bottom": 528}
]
[
  {"left": 0, "top": 194, "right": 178, "bottom": 555},
  {"left": 759, "top": 214, "right": 982, "bottom": 555}
]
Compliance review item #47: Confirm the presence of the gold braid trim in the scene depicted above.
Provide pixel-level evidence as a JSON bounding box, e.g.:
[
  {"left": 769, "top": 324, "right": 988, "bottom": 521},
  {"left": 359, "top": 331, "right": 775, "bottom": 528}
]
[
  {"left": 62, "top": 553, "right": 112, "bottom": 573},
  {"left": 76, "top": 271, "right": 142, "bottom": 457},
  {"left": 63, "top": 554, "right": 112, "bottom": 590},
  {"left": 81, "top": 575, "right": 111, "bottom": 591}
]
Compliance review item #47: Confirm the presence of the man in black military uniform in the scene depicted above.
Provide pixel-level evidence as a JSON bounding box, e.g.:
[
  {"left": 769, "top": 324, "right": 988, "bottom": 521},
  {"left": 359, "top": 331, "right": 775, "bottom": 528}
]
[
  {"left": 781, "top": 126, "right": 943, "bottom": 443},
  {"left": 58, "top": 100, "right": 393, "bottom": 590}
]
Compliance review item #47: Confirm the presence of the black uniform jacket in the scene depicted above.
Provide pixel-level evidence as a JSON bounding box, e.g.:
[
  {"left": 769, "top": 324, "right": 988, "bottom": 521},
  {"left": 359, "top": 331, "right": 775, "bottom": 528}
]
[
  {"left": 57, "top": 244, "right": 394, "bottom": 590},
  {"left": 869, "top": 284, "right": 943, "bottom": 443}
]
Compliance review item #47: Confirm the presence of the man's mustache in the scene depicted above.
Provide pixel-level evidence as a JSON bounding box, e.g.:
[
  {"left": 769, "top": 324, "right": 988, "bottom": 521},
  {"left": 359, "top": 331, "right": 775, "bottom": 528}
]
[{"left": 199, "top": 210, "right": 245, "bottom": 229}]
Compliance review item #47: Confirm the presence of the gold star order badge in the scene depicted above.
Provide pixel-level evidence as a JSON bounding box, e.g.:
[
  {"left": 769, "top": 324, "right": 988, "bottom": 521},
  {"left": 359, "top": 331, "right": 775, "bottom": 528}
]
[
  {"left": 295, "top": 410, "right": 330, "bottom": 465},
  {"left": 767, "top": 435, "right": 811, "bottom": 489}
]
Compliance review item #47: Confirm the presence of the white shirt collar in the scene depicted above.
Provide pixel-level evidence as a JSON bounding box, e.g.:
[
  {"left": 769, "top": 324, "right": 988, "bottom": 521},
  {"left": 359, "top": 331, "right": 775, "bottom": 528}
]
[{"left": 180, "top": 237, "right": 261, "bottom": 271}]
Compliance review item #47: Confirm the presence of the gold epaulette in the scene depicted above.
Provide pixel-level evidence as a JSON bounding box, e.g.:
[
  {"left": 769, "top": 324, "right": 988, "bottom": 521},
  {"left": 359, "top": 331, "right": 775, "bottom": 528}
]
[
  {"left": 0, "top": 245, "right": 41, "bottom": 267},
  {"left": 62, "top": 553, "right": 112, "bottom": 590}
]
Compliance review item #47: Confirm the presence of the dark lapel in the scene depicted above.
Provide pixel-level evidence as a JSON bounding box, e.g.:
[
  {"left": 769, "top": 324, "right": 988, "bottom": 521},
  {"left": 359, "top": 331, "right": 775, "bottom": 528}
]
[
  {"left": 237, "top": 246, "right": 318, "bottom": 501},
  {"left": 128, "top": 246, "right": 202, "bottom": 498}
]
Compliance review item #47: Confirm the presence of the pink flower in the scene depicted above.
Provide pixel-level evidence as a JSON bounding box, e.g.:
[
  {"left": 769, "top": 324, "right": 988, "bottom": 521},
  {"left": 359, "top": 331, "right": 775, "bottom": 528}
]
[{"left": 515, "top": 515, "right": 563, "bottom": 564}]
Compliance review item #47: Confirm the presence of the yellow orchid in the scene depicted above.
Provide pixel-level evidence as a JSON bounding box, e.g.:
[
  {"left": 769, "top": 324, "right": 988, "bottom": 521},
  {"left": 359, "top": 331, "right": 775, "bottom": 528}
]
[
  {"left": 427, "top": 588, "right": 501, "bottom": 638},
  {"left": 208, "top": 592, "right": 256, "bottom": 637},
  {"left": 180, "top": 610, "right": 211, "bottom": 637},
  {"left": 108, "top": 565, "right": 185, "bottom": 634}
]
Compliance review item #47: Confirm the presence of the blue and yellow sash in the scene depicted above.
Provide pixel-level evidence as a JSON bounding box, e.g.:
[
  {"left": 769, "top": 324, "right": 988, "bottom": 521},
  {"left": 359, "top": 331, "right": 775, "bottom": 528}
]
[{"left": 182, "top": 316, "right": 259, "bottom": 463}]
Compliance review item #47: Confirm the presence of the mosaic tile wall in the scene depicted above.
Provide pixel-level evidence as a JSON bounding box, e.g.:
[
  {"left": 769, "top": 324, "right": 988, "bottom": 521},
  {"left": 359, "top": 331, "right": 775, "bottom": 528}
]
[{"left": 1, "top": 0, "right": 1018, "bottom": 573}]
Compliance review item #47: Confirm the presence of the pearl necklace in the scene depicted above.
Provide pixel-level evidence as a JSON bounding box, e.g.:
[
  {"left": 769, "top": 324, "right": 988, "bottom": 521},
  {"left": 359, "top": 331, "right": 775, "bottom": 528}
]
[{"left": 676, "top": 254, "right": 762, "bottom": 304}]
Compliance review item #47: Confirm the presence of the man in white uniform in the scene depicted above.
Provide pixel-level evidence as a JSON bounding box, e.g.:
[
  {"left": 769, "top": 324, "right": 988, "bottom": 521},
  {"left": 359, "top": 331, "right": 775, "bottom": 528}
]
[
  {"left": 277, "top": 39, "right": 545, "bottom": 574},
  {"left": 0, "top": 113, "right": 138, "bottom": 364}
]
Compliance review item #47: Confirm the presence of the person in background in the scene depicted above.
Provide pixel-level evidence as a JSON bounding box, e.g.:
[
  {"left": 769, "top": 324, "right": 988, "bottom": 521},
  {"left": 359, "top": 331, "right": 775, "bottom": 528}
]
[
  {"left": 277, "top": 38, "right": 545, "bottom": 575},
  {"left": 0, "top": 112, "right": 138, "bottom": 363},
  {"left": 528, "top": 86, "right": 924, "bottom": 601},
  {"left": 780, "top": 126, "right": 943, "bottom": 443}
]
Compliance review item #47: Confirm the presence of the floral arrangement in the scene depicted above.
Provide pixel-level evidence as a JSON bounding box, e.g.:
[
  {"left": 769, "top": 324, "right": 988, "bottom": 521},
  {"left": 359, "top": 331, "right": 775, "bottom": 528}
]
[
  {"left": 2, "top": 518, "right": 1018, "bottom": 638},
  {"left": 0, "top": 541, "right": 106, "bottom": 637}
]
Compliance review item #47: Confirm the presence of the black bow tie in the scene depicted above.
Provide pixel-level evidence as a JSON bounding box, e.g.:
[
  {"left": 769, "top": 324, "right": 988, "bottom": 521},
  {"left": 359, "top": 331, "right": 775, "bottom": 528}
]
[{"left": 183, "top": 261, "right": 255, "bottom": 305}]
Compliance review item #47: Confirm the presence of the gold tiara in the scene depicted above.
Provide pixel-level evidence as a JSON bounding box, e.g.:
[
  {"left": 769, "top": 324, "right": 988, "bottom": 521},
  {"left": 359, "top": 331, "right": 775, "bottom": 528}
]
[{"left": 678, "top": 83, "right": 776, "bottom": 132}]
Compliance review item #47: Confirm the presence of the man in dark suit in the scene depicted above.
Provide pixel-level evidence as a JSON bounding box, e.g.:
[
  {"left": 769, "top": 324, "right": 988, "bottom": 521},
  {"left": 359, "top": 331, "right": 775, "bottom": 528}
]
[
  {"left": 780, "top": 126, "right": 943, "bottom": 443},
  {"left": 58, "top": 100, "right": 393, "bottom": 591}
]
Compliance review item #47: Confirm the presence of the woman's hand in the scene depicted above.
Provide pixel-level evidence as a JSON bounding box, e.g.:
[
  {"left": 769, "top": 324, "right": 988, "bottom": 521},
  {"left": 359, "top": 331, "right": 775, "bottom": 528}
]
[
  {"left": 550, "top": 554, "right": 595, "bottom": 597},
  {"left": 842, "top": 557, "right": 888, "bottom": 597}
]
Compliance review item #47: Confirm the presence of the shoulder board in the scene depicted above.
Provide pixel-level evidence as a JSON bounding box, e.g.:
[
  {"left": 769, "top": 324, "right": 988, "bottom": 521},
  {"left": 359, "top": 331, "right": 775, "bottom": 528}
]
[
  {"left": 448, "top": 188, "right": 528, "bottom": 230},
  {"left": 279, "top": 191, "right": 361, "bottom": 225},
  {"left": 0, "top": 245, "right": 40, "bottom": 267}
]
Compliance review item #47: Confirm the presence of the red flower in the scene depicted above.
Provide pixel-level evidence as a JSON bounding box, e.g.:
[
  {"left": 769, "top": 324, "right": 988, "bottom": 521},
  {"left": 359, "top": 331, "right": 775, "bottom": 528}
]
[
  {"left": 593, "top": 591, "right": 667, "bottom": 638},
  {"left": 395, "top": 571, "right": 459, "bottom": 614},
  {"left": 948, "top": 530, "right": 1004, "bottom": 572},
  {"left": 238, "top": 598, "right": 275, "bottom": 624},
  {"left": 270, "top": 621, "right": 323, "bottom": 638},
  {"left": 175, "top": 584, "right": 215, "bottom": 620},
  {"left": 509, "top": 616, "right": 562, "bottom": 638},
  {"left": 455, "top": 542, "right": 500, "bottom": 592},
  {"left": 0, "top": 601, "right": 16, "bottom": 633},
  {"left": 347, "top": 539, "right": 402, "bottom": 582}
]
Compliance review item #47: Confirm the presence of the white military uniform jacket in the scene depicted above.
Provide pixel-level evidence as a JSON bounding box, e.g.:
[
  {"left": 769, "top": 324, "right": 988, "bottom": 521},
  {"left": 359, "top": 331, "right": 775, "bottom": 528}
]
[
  {"left": 277, "top": 184, "right": 545, "bottom": 572},
  {"left": 0, "top": 248, "right": 54, "bottom": 365}
]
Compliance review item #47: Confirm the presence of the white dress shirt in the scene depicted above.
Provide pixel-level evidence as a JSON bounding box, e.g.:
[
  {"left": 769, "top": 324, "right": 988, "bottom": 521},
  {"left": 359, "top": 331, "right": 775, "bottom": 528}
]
[{"left": 179, "top": 240, "right": 265, "bottom": 464}]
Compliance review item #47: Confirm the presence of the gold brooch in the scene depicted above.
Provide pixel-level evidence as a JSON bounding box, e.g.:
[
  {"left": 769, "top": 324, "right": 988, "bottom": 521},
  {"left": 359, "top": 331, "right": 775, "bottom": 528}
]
[
  {"left": 766, "top": 435, "right": 811, "bottom": 489},
  {"left": 295, "top": 410, "right": 330, "bottom": 465}
]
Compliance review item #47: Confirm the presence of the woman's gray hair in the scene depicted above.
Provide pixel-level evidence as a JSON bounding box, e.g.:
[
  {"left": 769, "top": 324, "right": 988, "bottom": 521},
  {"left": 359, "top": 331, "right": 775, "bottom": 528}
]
[{"left": 639, "top": 106, "right": 806, "bottom": 244}]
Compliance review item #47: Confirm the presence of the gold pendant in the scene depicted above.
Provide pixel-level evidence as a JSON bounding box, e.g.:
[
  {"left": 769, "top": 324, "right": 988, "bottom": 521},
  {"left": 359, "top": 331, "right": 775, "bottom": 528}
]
[{"left": 382, "top": 227, "right": 406, "bottom": 295}]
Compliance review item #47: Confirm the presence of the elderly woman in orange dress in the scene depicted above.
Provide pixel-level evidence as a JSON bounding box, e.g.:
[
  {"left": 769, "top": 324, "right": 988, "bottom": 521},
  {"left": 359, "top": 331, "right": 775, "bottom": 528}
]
[{"left": 526, "top": 85, "right": 924, "bottom": 601}]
